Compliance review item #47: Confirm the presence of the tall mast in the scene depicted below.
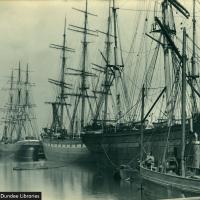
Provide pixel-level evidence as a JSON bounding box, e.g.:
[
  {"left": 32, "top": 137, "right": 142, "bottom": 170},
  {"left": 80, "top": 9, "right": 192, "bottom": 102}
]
[
  {"left": 68, "top": 1, "right": 96, "bottom": 132},
  {"left": 112, "top": 0, "right": 121, "bottom": 122},
  {"left": 140, "top": 85, "right": 145, "bottom": 162},
  {"left": 18, "top": 62, "right": 21, "bottom": 106},
  {"left": 24, "top": 64, "right": 29, "bottom": 136},
  {"left": 162, "top": 0, "right": 172, "bottom": 124},
  {"left": 3, "top": 70, "right": 14, "bottom": 141},
  {"left": 10, "top": 70, "right": 14, "bottom": 111},
  {"left": 103, "top": 0, "right": 112, "bottom": 129},
  {"left": 17, "top": 61, "right": 22, "bottom": 140},
  {"left": 18, "top": 61, "right": 21, "bottom": 105},
  {"left": 191, "top": 0, "right": 197, "bottom": 121},
  {"left": 80, "top": 0, "right": 88, "bottom": 131},
  {"left": 49, "top": 18, "right": 74, "bottom": 132},
  {"left": 25, "top": 64, "right": 29, "bottom": 106},
  {"left": 60, "top": 17, "right": 67, "bottom": 129},
  {"left": 181, "top": 27, "right": 187, "bottom": 177}
]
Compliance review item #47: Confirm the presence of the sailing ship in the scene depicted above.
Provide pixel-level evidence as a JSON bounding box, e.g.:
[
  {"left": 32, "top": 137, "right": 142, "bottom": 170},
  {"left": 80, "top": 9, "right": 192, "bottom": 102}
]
[
  {"left": 0, "top": 63, "right": 42, "bottom": 161},
  {"left": 82, "top": 0, "right": 200, "bottom": 170},
  {"left": 82, "top": 0, "right": 140, "bottom": 168},
  {"left": 41, "top": 1, "right": 97, "bottom": 163},
  {"left": 140, "top": 0, "right": 200, "bottom": 195}
]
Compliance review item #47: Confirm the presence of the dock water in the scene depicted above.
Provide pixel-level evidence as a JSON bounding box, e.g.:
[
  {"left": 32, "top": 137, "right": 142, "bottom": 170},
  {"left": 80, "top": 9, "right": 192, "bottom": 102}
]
[{"left": 1, "top": 157, "right": 200, "bottom": 200}]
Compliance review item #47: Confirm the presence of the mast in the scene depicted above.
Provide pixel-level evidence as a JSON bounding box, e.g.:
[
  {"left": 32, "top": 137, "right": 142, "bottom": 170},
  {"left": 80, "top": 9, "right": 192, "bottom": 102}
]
[
  {"left": 25, "top": 64, "right": 29, "bottom": 106},
  {"left": 24, "top": 64, "right": 36, "bottom": 138},
  {"left": 17, "top": 61, "right": 22, "bottom": 140},
  {"left": 191, "top": 0, "right": 197, "bottom": 123},
  {"left": 103, "top": 0, "right": 112, "bottom": 129},
  {"left": 10, "top": 70, "right": 14, "bottom": 114},
  {"left": 2, "top": 70, "right": 14, "bottom": 142},
  {"left": 17, "top": 61, "right": 21, "bottom": 105},
  {"left": 112, "top": 0, "right": 121, "bottom": 122},
  {"left": 49, "top": 18, "right": 74, "bottom": 132},
  {"left": 181, "top": 27, "right": 187, "bottom": 177},
  {"left": 60, "top": 17, "right": 67, "bottom": 129},
  {"left": 162, "top": 0, "right": 172, "bottom": 124},
  {"left": 24, "top": 64, "right": 29, "bottom": 136},
  {"left": 9, "top": 70, "right": 14, "bottom": 141},
  {"left": 80, "top": 0, "right": 88, "bottom": 131},
  {"left": 68, "top": 0, "right": 97, "bottom": 133},
  {"left": 140, "top": 85, "right": 145, "bottom": 162}
]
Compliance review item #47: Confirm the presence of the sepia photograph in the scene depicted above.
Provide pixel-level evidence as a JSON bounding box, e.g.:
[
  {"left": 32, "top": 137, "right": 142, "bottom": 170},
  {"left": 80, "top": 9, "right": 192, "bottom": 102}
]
[{"left": 0, "top": 0, "right": 200, "bottom": 200}]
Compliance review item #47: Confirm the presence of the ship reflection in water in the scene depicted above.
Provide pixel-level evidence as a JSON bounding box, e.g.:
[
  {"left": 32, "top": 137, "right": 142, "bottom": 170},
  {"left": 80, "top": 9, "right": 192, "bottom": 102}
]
[
  {"left": 0, "top": 157, "right": 198, "bottom": 200},
  {"left": 0, "top": 158, "right": 141, "bottom": 200}
]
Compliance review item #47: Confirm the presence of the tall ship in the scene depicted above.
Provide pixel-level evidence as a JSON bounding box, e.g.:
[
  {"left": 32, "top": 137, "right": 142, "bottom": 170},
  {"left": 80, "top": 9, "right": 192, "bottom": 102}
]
[
  {"left": 82, "top": 0, "right": 200, "bottom": 169},
  {"left": 0, "top": 63, "right": 42, "bottom": 161},
  {"left": 140, "top": 1, "right": 200, "bottom": 196},
  {"left": 41, "top": 1, "right": 97, "bottom": 163}
]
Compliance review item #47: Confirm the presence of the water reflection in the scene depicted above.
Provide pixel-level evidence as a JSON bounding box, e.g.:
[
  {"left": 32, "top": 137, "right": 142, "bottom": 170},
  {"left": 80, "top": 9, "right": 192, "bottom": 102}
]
[
  {"left": 0, "top": 158, "right": 142, "bottom": 200},
  {"left": 1, "top": 158, "right": 199, "bottom": 200}
]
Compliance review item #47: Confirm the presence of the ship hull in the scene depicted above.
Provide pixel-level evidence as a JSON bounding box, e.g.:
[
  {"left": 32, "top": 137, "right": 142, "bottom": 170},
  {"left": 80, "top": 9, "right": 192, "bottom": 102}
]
[
  {"left": 0, "top": 140, "right": 43, "bottom": 161},
  {"left": 140, "top": 165, "right": 200, "bottom": 194},
  {"left": 15, "top": 140, "right": 44, "bottom": 161},
  {"left": 82, "top": 125, "right": 185, "bottom": 169},
  {"left": 82, "top": 133, "right": 140, "bottom": 168},
  {"left": 42, "top": 138, "right": 93, "bottom": 163}
]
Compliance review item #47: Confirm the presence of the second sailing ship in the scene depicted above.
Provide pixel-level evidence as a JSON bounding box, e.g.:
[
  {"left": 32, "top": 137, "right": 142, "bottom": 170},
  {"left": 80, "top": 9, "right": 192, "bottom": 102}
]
[{"left": 42, "top": 0, "right": 96, "bottom": 162}]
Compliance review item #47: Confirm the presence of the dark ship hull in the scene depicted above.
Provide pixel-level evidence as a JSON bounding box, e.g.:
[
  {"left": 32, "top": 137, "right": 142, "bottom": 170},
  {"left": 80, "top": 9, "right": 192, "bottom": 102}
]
[
  {"left": 15, "top": 140, "right": 44, "bottom": 161},
  {"left": 42, "top": 138, "right": 93, "bottom": 163},
  {"left": 82, "top": 124, "right": 191, "bottom": 169}
]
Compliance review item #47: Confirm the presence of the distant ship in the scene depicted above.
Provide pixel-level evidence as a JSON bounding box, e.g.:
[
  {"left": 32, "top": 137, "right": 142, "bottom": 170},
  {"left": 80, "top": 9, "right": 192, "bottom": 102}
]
[
  {"left": 41, "top": 2, "right": 96, "bottom": 163},
  {"left": 0, "top": 63, "right": 42, "bottom": 161}
]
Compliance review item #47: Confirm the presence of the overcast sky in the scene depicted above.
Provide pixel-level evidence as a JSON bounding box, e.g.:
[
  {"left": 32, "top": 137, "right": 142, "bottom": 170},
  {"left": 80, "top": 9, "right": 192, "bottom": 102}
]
[{"left": 0, "top": 0, "right": 195, "bottom": 134}]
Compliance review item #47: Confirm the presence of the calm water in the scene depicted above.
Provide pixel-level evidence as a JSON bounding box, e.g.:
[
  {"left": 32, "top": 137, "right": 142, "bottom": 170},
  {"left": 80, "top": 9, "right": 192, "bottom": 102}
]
[
  {"left": 0, "top": 158, "right": 142, "bottom": 200},
  {"left": 0, "top": 158, "right": 198, "bottom": 200}
]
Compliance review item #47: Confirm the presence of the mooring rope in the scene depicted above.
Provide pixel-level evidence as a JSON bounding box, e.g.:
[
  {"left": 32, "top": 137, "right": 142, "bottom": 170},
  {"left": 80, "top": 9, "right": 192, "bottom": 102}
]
[
  {"left": 101, "top": 144, "right": 118, "bottom": 169},
  {"left": 101, "top": 143, "right": 141, "bottom": 170}
]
